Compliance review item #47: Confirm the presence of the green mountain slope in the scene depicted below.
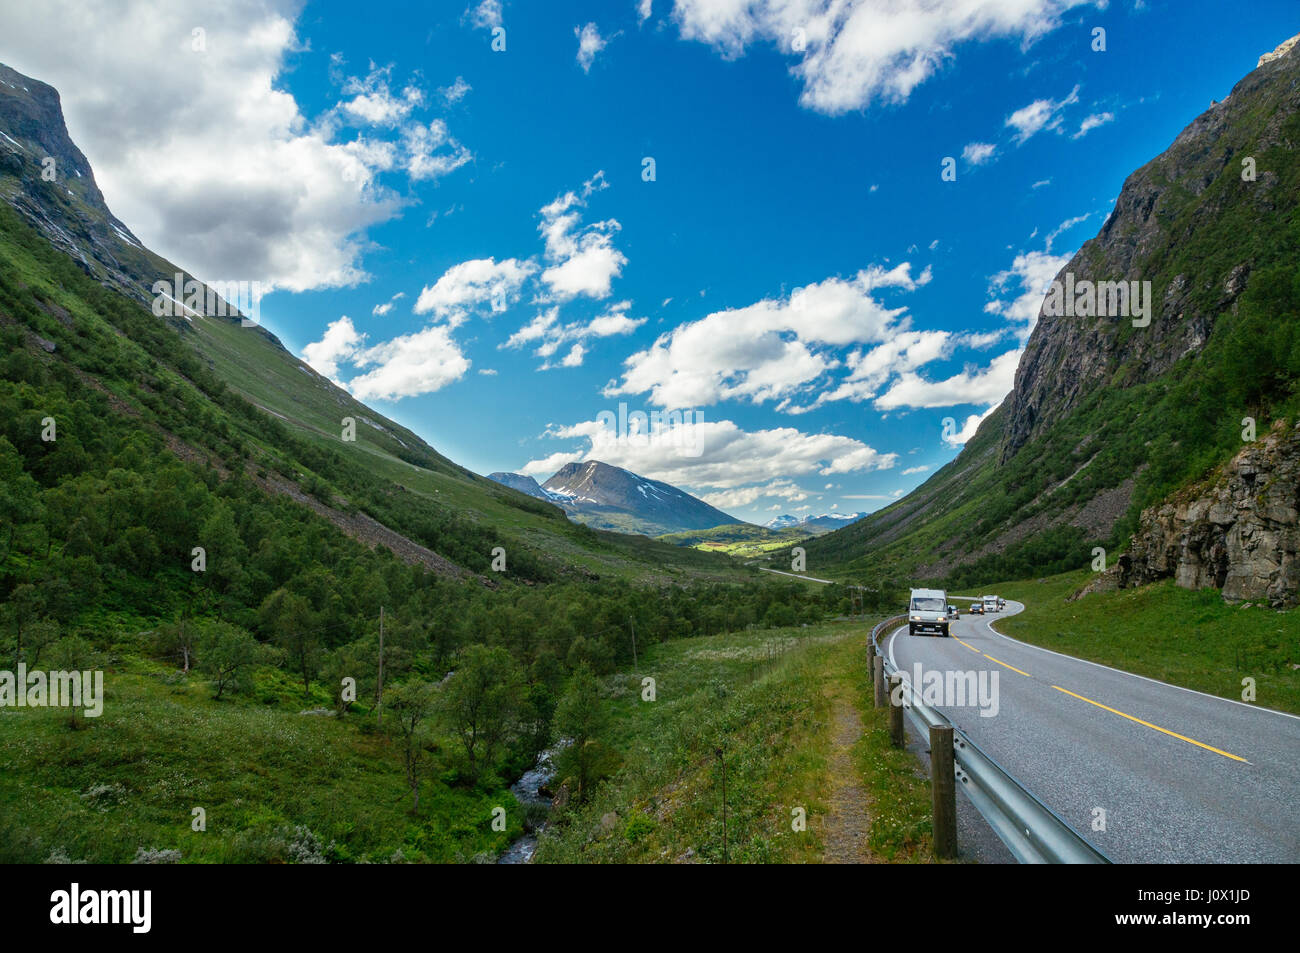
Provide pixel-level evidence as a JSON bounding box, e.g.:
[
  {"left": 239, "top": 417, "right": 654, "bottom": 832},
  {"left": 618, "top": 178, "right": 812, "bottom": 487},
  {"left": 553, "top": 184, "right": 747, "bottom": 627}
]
[{"left": 803, "top": 34, "right": 1300, "bottom": 589}]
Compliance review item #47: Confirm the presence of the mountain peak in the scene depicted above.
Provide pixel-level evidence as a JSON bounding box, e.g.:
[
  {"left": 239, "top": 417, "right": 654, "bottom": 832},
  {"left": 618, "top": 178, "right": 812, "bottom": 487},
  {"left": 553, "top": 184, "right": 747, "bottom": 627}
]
[{"left": 539, "top": 459, "right": 739, "bottom": 536}]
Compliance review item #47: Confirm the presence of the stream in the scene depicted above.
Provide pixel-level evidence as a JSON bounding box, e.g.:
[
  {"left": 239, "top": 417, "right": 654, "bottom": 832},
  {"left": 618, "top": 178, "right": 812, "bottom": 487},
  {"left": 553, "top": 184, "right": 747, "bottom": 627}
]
[{"left": 498, "top": 744, "right": 563, "bottom": 864}]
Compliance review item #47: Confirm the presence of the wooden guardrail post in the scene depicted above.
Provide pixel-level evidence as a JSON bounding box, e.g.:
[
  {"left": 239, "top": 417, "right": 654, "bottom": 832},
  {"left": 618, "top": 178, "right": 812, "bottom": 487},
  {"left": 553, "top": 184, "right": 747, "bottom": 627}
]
[
  {"left": 930, "top": 724, "right": 957, "bottom": 859},
  {"left": 888, "top": 674, "right": 904, "bottom": 747},
  {"left": 872, "top": 655, "right": 885, "bottom": 708}
]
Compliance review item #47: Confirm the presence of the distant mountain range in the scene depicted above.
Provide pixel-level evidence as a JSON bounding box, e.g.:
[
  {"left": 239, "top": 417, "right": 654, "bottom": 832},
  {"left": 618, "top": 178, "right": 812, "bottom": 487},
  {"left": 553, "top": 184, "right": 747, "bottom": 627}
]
[
  {"left": 765, "top": 512, "right": 867, "bottom": 534},
  {"left": 488, "top": 460, "right": 740, "bottom": 537}
]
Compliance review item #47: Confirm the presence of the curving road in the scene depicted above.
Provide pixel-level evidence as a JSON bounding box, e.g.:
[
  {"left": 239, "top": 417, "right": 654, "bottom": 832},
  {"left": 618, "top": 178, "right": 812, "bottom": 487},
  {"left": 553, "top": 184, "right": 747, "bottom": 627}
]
[{"left": 884, "top": 601, "right": 1300, "bottom": 863}]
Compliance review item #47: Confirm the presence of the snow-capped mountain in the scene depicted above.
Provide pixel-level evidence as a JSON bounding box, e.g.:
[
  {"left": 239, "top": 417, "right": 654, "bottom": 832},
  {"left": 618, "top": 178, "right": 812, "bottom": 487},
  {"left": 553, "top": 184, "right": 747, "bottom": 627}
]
[
  {"left": 489, "top": 460, "right": 742, "bottom": 537},
  {"left": 764, "top": 512, "right": 867, "bottom": 534}
]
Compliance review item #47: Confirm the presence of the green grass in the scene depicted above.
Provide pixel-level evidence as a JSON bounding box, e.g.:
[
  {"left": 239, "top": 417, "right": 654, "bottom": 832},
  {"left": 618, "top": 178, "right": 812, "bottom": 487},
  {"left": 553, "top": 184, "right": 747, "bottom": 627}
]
[
  {"left": 534, "top": 620, "right": 936, "bottom": 863},
  {"left": 658, "top": 523, "right": 814, "bottom": 558},
  {"left": 0, "top": 649, "right": 524, "bottom": 863},
  {"left": 957, "top": 571, "right": 1300, "bottom": 715}
]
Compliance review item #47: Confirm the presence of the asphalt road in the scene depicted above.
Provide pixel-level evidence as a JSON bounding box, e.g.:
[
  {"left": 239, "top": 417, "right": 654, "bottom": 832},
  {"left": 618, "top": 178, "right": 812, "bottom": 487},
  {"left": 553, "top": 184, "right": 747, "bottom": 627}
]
[{"left": 884, "top": 601, "right": 1300, "bottom": 863}]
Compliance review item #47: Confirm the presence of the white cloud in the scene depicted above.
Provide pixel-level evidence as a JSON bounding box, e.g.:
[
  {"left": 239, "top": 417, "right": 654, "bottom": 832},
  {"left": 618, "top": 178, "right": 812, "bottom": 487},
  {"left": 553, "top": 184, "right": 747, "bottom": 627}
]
[
  {"left": 504, "top": 301, "right": 646, "bottom": 368},
  {"left": 348, "top": 325, "right": 471, "bottom": 400},
  {"left": 467, "top": 0, "right": 502, "bottom": 30},
  {"left": 1045, "top": 213, "right": 1089, "bottom": 252},
  {"left": 700, "top": 479, "right": 810, "bottom": 509},
  {"left": 339, "top": 64, "right": 423, "bottom": 126},
  {"left": 371, "top": 291, "right": 405, "bottom": 316},
  {"left": 559, "top": 343, "right": 587, "bottom": 367},
  {"left": 575, "top": 23, "right": 608, "bottom": 72},
  {"left": 302, "top": 316, "right": 364, "bottom": 382},
  {"left": 402, "top": 120, "right": 473, "bottom": 181},
  {"left": 609, "top": 262, "right": 930, "bottom": 408},
  {"left": 414, "top": 257, "right": 536, "bottom": 322},
  {"left": 537, "top": 172, "right": 627, "bottom": 300},
  {"left": 962, "top": 141, "right": 997, "bottom": 166},
  {"left": 0, "top": 1, "right": 474, "bottom": 293},
  {"left": 943, "top": 405, "right": 999, "bottom": 447},
  {"left": 902, "top": 465, "right": 930, "bottom": 475},
  {"left": 985, "top": 246, "right": 1073, "bottom": 338},
  {"left": 440, "top": 76, "right": 472, "bottom": 104},
  {"left": 670, "top": 0, "right": 1094, "bottom": 114},
  {"left": 638, "top": 0, "right": 654, "bottom": 24},
  {"left": 874, "top": 349, "right": 1021, "bottom": 410},
  {"left": 1005, "top": 84, "right": 1080, "bottom": 143},
  {"left": 1072, "top": 111, "right": 1114, "bottom": 138},
  {"left": 522, "top": 417, "right": 897, "bottom": 489}
]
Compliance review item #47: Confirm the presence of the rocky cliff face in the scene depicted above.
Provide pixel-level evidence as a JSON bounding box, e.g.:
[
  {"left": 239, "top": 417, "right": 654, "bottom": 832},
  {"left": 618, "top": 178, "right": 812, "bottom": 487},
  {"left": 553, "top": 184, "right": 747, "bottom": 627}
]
[
  {"left": 0, "top": 62, "right": 160, "bottom": 306},
  {"left": 1114, "top": 421, "right": 1300, "bottom": 607},
  {"left": 1000, "top": 32, "right": 1300, "bottom": 462}
]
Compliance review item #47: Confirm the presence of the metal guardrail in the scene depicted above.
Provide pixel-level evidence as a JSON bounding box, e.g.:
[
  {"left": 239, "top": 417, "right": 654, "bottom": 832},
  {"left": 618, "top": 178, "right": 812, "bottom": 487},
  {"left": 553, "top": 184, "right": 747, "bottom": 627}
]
[{"left": 870, "top": 615, "right": 1111, "bottom": 864}]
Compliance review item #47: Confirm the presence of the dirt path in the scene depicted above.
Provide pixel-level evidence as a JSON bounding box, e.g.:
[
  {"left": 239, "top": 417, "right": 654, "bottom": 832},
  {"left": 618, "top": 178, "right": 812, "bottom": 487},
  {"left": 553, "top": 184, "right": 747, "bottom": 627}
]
[{"left": 822, "top": 694, "right": 874, "bottom": 863}]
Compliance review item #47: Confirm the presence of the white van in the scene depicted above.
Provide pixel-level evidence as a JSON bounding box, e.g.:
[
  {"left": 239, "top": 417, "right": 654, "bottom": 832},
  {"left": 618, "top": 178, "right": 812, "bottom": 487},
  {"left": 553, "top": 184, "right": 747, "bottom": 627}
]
[
  {"left": 982, "top": 595, "right": 999, "bottom": 613},
  {"left": 909, "top": 588, "right": 950, "bottom": 637}
]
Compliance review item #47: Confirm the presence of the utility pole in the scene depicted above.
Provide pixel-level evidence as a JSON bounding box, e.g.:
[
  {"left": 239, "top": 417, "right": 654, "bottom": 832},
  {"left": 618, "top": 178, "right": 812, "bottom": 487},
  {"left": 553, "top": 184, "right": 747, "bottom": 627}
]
[
  {"left": 629, "top": 616, "right": 638, "bottom": 670},
  {"left": 376, "top": 605, "right": 384, "bottom": 725}
]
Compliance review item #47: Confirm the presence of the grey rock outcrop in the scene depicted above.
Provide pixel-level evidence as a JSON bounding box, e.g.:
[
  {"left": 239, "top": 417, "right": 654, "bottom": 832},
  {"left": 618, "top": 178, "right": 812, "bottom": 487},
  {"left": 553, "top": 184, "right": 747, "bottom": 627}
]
[{"left": 1118, "top": 421, "right": 1300, "bottom": 607}]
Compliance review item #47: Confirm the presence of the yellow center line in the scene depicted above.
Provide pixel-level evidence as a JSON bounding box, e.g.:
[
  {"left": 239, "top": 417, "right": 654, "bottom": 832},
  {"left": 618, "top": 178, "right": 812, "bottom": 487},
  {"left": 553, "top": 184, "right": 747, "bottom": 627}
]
[
  {"left": 953, "top": 637, "right": 983, "bottom": 655},
  {"left": 1051, "top": 685, "right": 1249, "bottom": 763},
  {"left": 982, "top": 653, "right": 1032, "bottom": 678}
]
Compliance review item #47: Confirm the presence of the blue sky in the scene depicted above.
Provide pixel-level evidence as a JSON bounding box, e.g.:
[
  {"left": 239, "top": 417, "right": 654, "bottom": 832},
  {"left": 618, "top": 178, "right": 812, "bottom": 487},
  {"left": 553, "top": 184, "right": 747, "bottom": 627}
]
[{"left": 3, "top": 0, "right": 1297, "bottom": 524}]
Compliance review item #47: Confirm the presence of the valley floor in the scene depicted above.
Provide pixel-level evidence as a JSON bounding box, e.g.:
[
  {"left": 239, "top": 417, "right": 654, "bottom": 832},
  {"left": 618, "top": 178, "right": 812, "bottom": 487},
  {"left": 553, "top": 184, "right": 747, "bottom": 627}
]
[{"left": 534, "top": 621, "right": 937, "bottom": 863}]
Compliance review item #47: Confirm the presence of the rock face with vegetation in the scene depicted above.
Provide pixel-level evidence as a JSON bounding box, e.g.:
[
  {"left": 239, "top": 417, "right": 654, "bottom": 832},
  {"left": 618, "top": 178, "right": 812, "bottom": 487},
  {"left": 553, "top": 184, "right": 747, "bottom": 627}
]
[
  {"left": 1118, "top": 421, "right": 1300, "bottom": 607},
  {"left": 805, "top": 32, "right": 1300, "bottom": 601},
  {"left": 1001, "top": 31, "right": 1300, "bottom": 461}
]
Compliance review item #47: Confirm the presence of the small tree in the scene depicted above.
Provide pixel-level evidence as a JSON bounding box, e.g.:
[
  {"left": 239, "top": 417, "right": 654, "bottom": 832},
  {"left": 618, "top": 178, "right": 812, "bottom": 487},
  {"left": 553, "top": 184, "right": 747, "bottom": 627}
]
[
  {"left": 259, "top": 589, "right": 321, "bottom": 695},
  {"left": 154, "top": 617, "right": 200, "bottom": 673},
  {"left": 439, "top": 644, "right": 522, "bottom": 785},
  {"left": 554, "top": 664, "right": 613, "bottom": 802},
  {"left": 197, "top": 621, "right": 262, "bottom": 700},
  {"left": 386, "top": 681, "right": 436, "bottom": 812},
  {"left": 47, "top": 635, "right": 98, "bottom": 729}
]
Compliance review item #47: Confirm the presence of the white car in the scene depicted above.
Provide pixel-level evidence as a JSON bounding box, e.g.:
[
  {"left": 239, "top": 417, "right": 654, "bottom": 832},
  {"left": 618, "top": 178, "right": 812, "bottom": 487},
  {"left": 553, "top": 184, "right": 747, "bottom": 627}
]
[{"left": 909, "top": 588, "right": 950, "bottom": 637}]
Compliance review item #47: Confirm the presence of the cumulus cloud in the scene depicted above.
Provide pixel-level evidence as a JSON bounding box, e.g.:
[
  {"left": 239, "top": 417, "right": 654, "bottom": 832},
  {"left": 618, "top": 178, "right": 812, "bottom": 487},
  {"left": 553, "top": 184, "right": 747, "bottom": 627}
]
[
  {"left": 984, "top": 241, "right": 1075, "bottom": 338},
  {"left": 575, "top": 22, "right": 608, "bottom": 72},
  {"left": 467, "top": 0, "right": 502, "bottom": 30},
  {"left": 505, "top": 301, "right": 646, "bottom": 368},
  {"left": 348, "top": 325, "right": 471, "bottom": 401},
  {"left": 371, "top": 291, "right": 405, "bottom": 316},
  {"left": 670, "top": 0, "right": 1094, "bottom": 114},
  {"left": 302, "top": 316, "right": 365, "bottom": 382},
  {"left": 414, "top": 257, "right": 537, "bottom": 322},
  {"left": 943, "top": 405, "right": 999, "bottom": 447},
  {"left": 339, "top": 64, "right": 423, "bottom": 126},
  {"left": 608, "top": 262, "right": 931, "bottom": 409},
  {"left": 402, "top": 120, "right": 473, "bottom": 181},
  {"left": 521, "top": 417, "right": 897, "bottom": 490},
  {"left": 537, "top": 171, "right": 627, "bottom": 300},
  {"left": 962, "top": 141, "right": 997, "bottom": 166},
  {"left": 874, "top": 349, "right": 1021, "bottom": 410},
  {"left": 0, "top": 0, "right": 473, "bottom": 293},
  {"left": 440, "top": 76, "right": 472, "bottom": 104}
]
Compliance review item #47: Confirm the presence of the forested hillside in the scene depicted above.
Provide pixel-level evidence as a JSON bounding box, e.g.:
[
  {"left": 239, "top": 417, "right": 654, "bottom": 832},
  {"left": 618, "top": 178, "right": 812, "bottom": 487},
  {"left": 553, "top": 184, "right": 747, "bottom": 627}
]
[{"left": 0, "top": 197, "right": 859, "bottom": 862}]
